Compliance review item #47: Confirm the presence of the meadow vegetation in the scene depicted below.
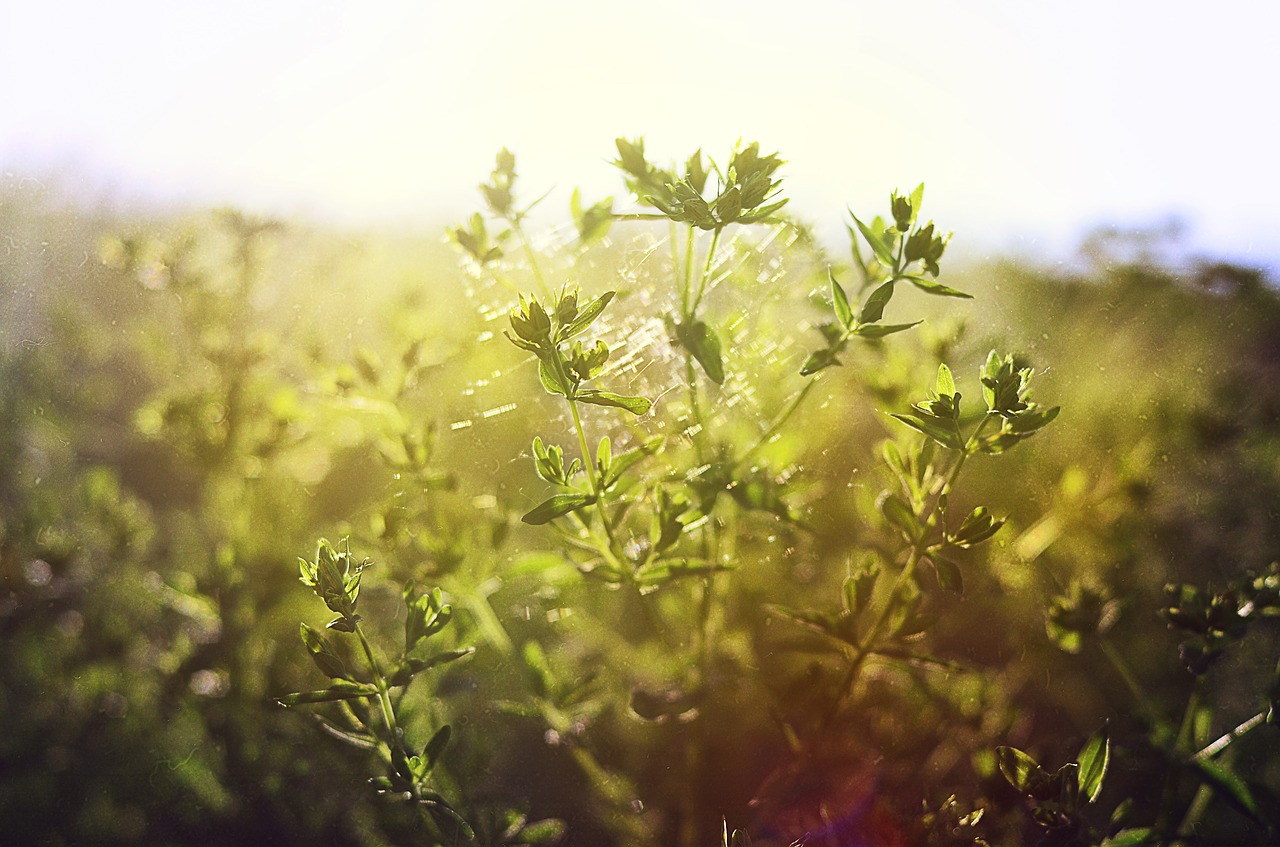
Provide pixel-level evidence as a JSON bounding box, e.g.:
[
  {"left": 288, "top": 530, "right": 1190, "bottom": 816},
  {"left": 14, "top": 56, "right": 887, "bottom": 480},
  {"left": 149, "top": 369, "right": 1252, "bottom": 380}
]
[{"left": 1, "top": 142, "right": 1278, "bottom": 846}]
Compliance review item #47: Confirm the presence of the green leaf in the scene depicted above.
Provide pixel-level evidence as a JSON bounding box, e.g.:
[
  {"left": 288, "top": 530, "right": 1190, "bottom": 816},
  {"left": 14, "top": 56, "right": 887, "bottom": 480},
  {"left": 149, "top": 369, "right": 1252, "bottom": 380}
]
[
  {"left": 948, "top": 506, "right": 1004, "bottom": 547},
  {"left": 879, "top": 492, "right": 922, "bottom": 541},
  {"left": 910, "top": 183, "right": 925, "bottom": 217},
  {"left": 420, "top": 796, "right": 476, "bottom": 840},
  {"left": 859, "top": 280, "right": 895, "bottom": 324},
  {"left": 603, "top": 436, "right": 663, "bottom": 488},
  {"left": 766, "top": 604, "right": 839, "bottom": 640},
  {"left": 275, "top": 681, "right": 379, "bottom": 707},
  {"left": 596, "top": 435, "right": 612, "bottom": 480},
  {"left": 311, "top": 714, "right": 377, "bottom": 750},
  {"left": 422, "top": 724, "right": 451, "bottom": 772},
  {"left": 902, "top": 274, "right": 971, "bottom": 298},
  {"left": 737, "top": 198, "right": 788, "bottom": 224},
  {"left": 928, "top": 555, "right": 964, "bottom": 594},
  {"left": 404, "top": 585, "right": 452, "bottom": 650},
  {"left": 890, "top": 412, "right": 964, "bottom": 451},
  {"left": 519, "top": 819, "right": 567, "bottom": 844},
  {"left": 998, "top": 746, "right": 1047, "bottom": 795},
  {"left": 676, "top": 319, "right": 725, "bottom": 384},
  {"left": 1007, "top": 405, "right": 1061, "bottom": 434},
  {"left": 538, "top": 358, "right": 570, "bottom": 397},
  {"left": 388, "top": 648, "right": 476, "bottom": 686},
  {"left": 852, "top": 321, "right": 921, "bottom": 339},
  {"left": 634, "top": 557, "right": 731, "bottom": 587},
  {"left": 505, "top": 331, "right": 542, "bottom": 354},
  {"left": 800, "top": 347, "right": 842, "bottom": 376},
  {"left": 522, "top": 640, "right": 556, "bottom": 698},
  {"left": 560, "top": 290, "right": 615, "bottom": 340},
  {"left": 1101, "top": 828, "right": 1157, "bottom": 847},
  {"left": 571, "top": 189, "right": 613, "bottom": 245},
  {"left": 521, "top": 493, "right": 596, "bottom": 525},
  {"left": 1077, "top": 725, "right": 1110, "bottom": 803},
  {"left": 577, "top": 389, "right": 652, "bottom": 415},
  {"left": 936, "top": 363, "right": 956, "bottom": 397},
  {"left": 1192, "top": 758, "right": 1265, "bottom": 825},
  {"left": 326, "top": 614, "right": 360, "bottom": 633},
  {"left": 851, "top": 212, "right": 896, "bottom": 267},
  {"left": 829, "top": 269, "right": 853, "bottom": 327},
  {"left": 300, "top": 622, "right": 350, "bottom": 680},
  {"left": 844, "top": 557, "right": 880, "bottom": 616},
  {"left": 869, "top": 646, "right": 963, "bottom": 671}
]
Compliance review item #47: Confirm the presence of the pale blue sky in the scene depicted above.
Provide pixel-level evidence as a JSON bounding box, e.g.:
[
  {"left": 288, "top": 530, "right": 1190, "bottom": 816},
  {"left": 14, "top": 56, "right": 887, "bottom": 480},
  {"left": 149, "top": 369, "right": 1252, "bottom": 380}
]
[{"left": 3, "top": 1, "right": 1278, "bottom": 266}]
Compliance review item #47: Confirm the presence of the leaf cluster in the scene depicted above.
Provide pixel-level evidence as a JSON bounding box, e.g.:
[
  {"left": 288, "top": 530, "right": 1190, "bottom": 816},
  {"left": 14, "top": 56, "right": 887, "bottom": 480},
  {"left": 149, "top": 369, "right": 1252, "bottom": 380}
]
[
  {"left": 1161, "top": 562, "right": 1280, "bottom": 675},
  {"left": 613, "top": 138, "right": 788, "bottom": 230},
  {"left": 803, "top": 188, "right": 969, "bottom": 376},
  {"left": 283, "top": 539, "right": 475, "bottom": 841},
  {"left": 997, "top": 726, "right": 1110, "bottom": 843},
  {"left": 505, "top": 289, "right": 651, "bottom": 415}
]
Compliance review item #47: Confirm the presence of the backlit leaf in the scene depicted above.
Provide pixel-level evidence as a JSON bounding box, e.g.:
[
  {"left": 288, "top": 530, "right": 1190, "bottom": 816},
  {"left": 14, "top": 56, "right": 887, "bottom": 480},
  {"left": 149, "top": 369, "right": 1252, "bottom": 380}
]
[
  {"left": 675, "top": 319, "right": 725, "bottom": 384},
  {"left": 577, "top": 389, "right": 652, "bottom": 415},
  {"left": 521, "top": 493, "right": 596, "bottom": 525},
  {"left": 830, "top": 269, "right": 853, "bottom": 326},
  {"left": 851, "top": 212, "right": 896, "bottom": 267},
  {"left": 1077, "top": 724, "right": 1110, "bottom": 803}
]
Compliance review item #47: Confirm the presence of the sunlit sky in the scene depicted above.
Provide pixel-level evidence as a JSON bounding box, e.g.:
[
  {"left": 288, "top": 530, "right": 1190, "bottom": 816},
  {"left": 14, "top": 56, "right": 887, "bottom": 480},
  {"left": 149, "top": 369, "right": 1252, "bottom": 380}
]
[{"left": 3, "top": 1, "right": 1279, "bottom": 266}]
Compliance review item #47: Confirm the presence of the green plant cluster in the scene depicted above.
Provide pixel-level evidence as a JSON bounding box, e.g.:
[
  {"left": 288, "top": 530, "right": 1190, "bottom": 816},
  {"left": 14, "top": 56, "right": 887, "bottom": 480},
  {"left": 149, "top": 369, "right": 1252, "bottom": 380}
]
[{"left": 2, "top": 141, "right": 1279, "bottom": 847}]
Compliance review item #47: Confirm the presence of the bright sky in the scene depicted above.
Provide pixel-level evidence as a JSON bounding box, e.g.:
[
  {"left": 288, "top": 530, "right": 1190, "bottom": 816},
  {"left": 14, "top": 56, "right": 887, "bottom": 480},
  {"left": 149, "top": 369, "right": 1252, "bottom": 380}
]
[{"left": 3, "top": 1, "right": 1278, "bottom": 265}]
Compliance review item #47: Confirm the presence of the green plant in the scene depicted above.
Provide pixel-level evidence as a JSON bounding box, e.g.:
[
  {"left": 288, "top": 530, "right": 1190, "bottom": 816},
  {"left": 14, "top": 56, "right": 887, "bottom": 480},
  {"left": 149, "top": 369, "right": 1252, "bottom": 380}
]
[
  {"left": 279, "top": 538, "right": 476, "bottom": 840},
  {"left": 12, "top": 137, "right": 1280, "bottom": 847}
]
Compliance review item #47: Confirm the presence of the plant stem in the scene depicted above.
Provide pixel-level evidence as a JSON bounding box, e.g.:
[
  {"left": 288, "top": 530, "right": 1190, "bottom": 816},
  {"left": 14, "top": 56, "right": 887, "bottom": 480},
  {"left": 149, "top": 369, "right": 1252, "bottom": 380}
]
[
  {"left": 1098, "top": 640, "right": 1172, "bottom": 733},
  {"left": 1156, "top": 681, "right": 1203, "bottom": 840},
  {"left": 738, "top": 374, "right": 822, "bottom": 470},
  {"left": 355, "top": 621, "right": 401, "bottom": 745},
  {"left": 1175, "top": 782, "right": 1215, "bottom": 843},
  {"left": 816, "top": 417, "right": 990, "bottom": 737},
  {"left": 679, "top": 224, "right": 694, "bottom": 317},
  {"left": 613, "top": 212, "right": 670, "bottom": 221},
  {"left": 688, "top": 227, "right": 722, "bottom": 317},
  {"left": 512, "top": 220, "right": 552, "bottom": 301},
  {"left": 566, "top": 394, "right": 623, "bottom": 558},
  {"left": 1192, "top": 709, "right": 1268, "bottom": 761},
  {"left": 683, "top": 355, "right": 706, "bottom": 463},
  {"left": 544, "top": 336, "right": 624, "bottom": 564},
  {"left": 738, "top": 266, "right": 919, "bottom": 473}
]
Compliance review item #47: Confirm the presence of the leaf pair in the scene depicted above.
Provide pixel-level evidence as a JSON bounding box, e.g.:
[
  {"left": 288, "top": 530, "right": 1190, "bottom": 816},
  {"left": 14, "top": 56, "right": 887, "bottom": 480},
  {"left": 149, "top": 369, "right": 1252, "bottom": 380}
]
[
  {"left": 891, "top": 364, "right": 966, "bottom": 451},
  {"left": 998, "top": 726, "right": 1110, "bottom": 830},
  {"left": 850, "top": 185, "right": 953, "bottom": 280},
  {"left": 800, "top": 270, "right": 924, "bottom": 375}
]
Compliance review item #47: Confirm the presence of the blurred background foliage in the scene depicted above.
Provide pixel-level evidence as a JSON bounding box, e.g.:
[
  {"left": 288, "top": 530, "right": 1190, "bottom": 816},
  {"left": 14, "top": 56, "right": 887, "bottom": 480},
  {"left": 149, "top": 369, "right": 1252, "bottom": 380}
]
[{"left": 2, "top": 170, "right": 1279, "bottom": 846}]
